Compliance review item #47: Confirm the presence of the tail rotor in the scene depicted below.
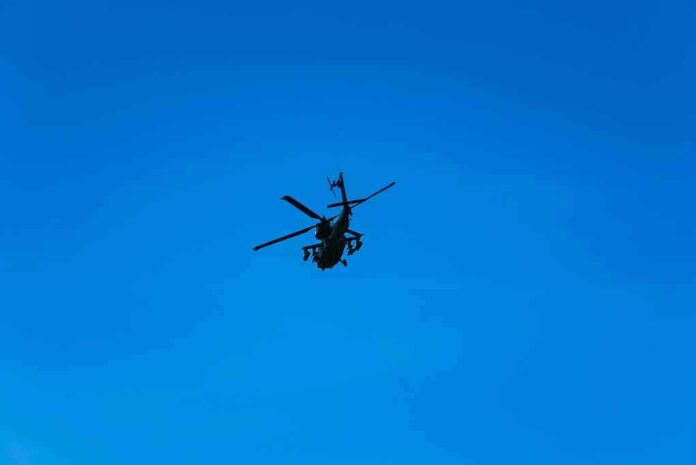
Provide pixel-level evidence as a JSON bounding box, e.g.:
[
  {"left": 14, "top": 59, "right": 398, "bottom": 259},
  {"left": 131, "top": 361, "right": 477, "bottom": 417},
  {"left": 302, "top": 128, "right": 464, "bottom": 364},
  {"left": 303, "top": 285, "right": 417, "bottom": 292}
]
[
  {"left": 327, "top": 175, "right": 337, "bottom": 197},
  {"left": 327, "top": 175, "right": 343, "bottom": 197}
]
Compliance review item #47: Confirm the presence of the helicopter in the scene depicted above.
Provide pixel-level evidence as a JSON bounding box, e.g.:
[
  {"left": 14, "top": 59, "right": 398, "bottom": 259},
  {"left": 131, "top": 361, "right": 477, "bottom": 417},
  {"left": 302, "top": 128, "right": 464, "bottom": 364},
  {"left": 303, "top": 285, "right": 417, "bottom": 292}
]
[{"left": 252, "top": 172, "right": 396, "bottom": 270}]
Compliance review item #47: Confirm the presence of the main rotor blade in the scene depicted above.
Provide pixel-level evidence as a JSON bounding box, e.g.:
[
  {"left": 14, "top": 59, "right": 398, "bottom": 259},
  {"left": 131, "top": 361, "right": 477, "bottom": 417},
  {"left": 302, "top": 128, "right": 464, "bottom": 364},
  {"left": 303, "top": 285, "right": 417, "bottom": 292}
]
[
  {"left": 326, "top": 199, "right": 363, "bottom": 208},
  {"left": 282, "top": 195, "right": 323, "bottom": 220},
  {"left": 327, "top": 181, "right": 396, "bottom": 209},
  {"left": 252, "top": 224, "right": 315, "bottom": 251},
  {"left": 356, "top": 181, "right": 396, "bottom": 206}
]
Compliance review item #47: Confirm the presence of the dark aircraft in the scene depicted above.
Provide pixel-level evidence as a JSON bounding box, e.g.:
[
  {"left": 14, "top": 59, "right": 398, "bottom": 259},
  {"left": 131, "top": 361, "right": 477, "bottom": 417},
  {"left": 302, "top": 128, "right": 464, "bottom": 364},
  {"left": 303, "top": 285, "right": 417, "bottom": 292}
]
[{"left": 252, "top": 172, "right": 396, "bottom": 270}]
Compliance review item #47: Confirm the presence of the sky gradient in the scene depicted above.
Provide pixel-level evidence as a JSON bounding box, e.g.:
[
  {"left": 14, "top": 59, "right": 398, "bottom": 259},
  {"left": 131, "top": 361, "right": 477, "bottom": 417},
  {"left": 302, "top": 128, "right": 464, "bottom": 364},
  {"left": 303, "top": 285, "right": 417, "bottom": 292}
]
[{"left": 1, "top": 0, "right": 695, "bottom": 464}]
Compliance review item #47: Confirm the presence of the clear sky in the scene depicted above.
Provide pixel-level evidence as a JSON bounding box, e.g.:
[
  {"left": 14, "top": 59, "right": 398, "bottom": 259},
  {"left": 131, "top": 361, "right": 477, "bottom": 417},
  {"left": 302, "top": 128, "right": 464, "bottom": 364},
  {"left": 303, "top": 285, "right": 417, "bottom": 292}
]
[{"left": 1, "top": 0, "right": 695, "bottom": 464}]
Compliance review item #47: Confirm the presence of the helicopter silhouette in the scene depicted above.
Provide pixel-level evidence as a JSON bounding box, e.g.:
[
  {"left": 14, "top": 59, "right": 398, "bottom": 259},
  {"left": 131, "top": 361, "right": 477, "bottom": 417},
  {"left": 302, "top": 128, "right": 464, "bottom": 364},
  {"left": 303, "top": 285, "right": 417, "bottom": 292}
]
[{"left": 252, "top": 172, "right": 396, "bottom": 270}]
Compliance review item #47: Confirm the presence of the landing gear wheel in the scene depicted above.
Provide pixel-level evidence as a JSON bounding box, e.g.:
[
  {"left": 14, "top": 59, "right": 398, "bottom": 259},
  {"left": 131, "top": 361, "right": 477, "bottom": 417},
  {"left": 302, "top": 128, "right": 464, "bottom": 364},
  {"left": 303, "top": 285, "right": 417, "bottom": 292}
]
[
  {"left": 341, "top": 259, "right": 348, "bottom": 267},
  {"left": 355, "top": 240, "right": 363, "bottom": 251}
]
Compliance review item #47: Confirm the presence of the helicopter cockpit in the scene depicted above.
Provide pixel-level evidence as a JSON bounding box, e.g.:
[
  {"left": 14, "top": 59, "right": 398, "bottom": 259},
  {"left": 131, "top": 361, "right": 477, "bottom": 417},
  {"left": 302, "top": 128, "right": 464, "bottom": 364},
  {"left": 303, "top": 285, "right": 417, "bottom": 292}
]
[{"left": 314, "top": 221, "right": 331, "bottom": 239}]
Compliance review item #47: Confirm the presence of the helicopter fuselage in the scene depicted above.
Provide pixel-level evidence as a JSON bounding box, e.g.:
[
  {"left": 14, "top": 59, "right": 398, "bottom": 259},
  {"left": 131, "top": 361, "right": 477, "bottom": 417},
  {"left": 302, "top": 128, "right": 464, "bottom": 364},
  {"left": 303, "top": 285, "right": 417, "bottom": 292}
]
[
  {"left": 252, "top": 172, "right": 393, "bottom": 270},
  {"left": 313, "top": 209, "right": 350, "bottom": 270}
]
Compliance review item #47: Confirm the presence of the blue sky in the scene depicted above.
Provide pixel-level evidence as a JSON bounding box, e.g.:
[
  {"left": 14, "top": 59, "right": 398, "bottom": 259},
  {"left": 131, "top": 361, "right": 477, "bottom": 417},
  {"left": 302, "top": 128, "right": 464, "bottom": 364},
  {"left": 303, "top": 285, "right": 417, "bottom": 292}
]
[{"left": 1, "top": 0, "right": 695, "bottom": 463}]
